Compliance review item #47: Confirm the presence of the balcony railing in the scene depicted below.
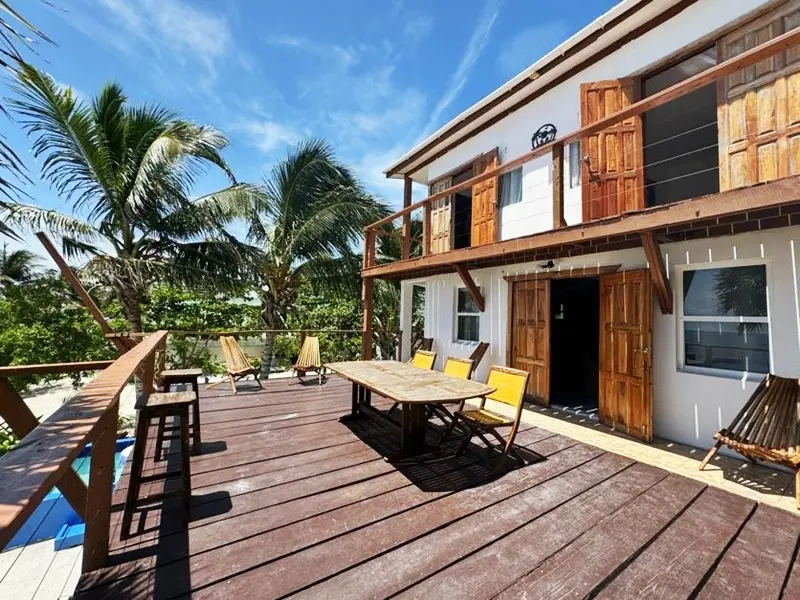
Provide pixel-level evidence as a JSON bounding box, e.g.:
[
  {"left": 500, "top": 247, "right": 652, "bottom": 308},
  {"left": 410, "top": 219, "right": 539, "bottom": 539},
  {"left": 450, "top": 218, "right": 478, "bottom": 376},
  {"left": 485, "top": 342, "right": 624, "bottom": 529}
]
[{"left": 363, "top": 26, "right": 800, "bottom": 272}]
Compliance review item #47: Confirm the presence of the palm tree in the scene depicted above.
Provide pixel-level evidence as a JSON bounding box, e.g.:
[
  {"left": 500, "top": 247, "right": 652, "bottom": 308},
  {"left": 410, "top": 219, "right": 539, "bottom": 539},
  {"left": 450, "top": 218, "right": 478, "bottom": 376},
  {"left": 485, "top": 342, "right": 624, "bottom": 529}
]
[
  {"left": 245, "top": 139, "right": 389, "bottom": 377},
  {"left": 0, "top": 243, "right": 38, "bottom": 287},
  {"left": 3, "top": 65, "right": 258, "bottom": 331},
  {"left": 0, "top": 2, "right": 55, "bottom": 238}
]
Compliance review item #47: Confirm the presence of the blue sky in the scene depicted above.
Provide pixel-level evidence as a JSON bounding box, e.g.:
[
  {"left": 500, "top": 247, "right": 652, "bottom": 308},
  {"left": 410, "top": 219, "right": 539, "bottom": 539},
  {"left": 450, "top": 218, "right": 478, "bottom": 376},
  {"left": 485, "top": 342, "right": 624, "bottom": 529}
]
[{"left": 7, "top": 0, "right": 617, "bottom": 243}]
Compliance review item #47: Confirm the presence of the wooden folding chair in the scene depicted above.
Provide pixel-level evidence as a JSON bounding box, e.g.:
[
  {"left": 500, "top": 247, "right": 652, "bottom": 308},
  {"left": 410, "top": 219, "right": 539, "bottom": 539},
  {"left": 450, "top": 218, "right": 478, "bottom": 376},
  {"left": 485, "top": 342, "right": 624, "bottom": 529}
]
[
  {"left": 443, "top": 365, "right": 530, "bottom": 465},
  {"left": 293, "top": 336, "right": 326, "bottom": 385},
  {"left": 427, "top": 357, "right": 475, "bottom": 434},
  {"left": 467, "top": 342, "right": 490, "bottom": 377},
  {"left": 389, "top": 349, "right": 437, "bottom": 415},
  {"left": 207, "top": 336, "right": 263, "bottom": 394},
  {"left": 407, "top": 337, "right": 433, "bottom": 361}
]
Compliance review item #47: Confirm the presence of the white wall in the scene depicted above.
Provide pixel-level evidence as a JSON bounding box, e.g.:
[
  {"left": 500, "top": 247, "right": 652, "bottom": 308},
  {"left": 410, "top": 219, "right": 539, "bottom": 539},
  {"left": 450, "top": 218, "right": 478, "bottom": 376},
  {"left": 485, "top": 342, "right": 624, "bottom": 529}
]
[
  {"left": 399, "top": 226, "right": 800, "bottom": 450},
  {"left": 424, "top": 0, "right": 770, "bottom": 240}
]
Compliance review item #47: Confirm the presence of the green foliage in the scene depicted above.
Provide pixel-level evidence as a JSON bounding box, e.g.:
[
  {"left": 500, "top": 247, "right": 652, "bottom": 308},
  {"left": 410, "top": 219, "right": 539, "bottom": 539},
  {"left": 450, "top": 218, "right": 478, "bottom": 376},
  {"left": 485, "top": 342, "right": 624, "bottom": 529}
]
[
  {"left": 0, "top": 422, "right": 18, "bottom": 456},
  {"left": 0, "top": 275, "right": 116, "bottom": 390},
  {"left": 140, "top": 284, "right": 261, "bottom": 372}
]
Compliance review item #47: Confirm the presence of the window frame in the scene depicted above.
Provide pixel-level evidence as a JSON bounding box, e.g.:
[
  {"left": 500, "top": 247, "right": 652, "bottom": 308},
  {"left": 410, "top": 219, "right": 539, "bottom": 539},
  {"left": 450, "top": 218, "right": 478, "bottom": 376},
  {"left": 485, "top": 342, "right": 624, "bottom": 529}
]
[
  {"left": 454, "top": 286, "right": 481, "bottom": 344},
  {"left": 498, "top": 166, "right": 523, "bottom": 208},
  {"left": 566, "top": 141, "right": 581, "bottom": 189},
  {"left": 676, "top": 258, "right": 773, "bottom": 380}
]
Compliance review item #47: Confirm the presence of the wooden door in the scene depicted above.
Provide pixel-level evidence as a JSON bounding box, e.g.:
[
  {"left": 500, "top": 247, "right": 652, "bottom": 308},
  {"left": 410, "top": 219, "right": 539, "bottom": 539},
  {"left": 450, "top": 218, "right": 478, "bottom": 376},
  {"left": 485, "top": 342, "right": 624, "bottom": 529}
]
[
  {"left": 508, "top": 279, "right": 550, "bottom": 405},
  {"left": 718, "top": 1, "right": 800, "bottom": 191},
  {"left": 580, "top": 79, "right": 644, "bottom": 221},
  {"left": 599, "top": 270, "right": 653, "bottom": 442},
  {"left": 429, "top": 177, "right": 451, "bottom": 254},
  {"left": 471, "top": 148, "right": 499, "bottom": 246}
]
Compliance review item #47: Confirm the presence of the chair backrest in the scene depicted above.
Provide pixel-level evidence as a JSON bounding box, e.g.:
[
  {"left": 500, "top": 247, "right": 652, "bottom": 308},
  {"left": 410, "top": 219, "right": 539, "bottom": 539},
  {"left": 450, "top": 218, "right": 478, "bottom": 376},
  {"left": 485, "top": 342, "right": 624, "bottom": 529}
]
[
  {"left": 295, "top": 336, "right": 321, "bottom": 368},
  {"left": 219, "top": 336, "right": 254, "bottom": 373},
  {"left": 485, "top": 366, "right": 529, "bottom": 408},
  {"left": 443, "top": 357, "right": 474, "bottom": 380},
  {"left": 468, "top": 342, "right": 490, "bottom": 372},
  {"left": 408, "top": 337, "right": 434, "bottom": 363},
  {"left": 412, "top": 349, "right": 436, "bottom": 370}
]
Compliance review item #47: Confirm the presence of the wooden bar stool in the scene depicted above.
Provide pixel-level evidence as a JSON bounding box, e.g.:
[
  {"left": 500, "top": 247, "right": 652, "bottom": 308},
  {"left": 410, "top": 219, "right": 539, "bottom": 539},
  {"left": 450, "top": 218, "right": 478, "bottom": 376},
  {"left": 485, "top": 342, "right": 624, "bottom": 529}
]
[
  {"left": 160, "top": 368, "right": 202, "bottom": 455},
  {"left": 121, "top": 391, "right": 194, "bottom": 539}
]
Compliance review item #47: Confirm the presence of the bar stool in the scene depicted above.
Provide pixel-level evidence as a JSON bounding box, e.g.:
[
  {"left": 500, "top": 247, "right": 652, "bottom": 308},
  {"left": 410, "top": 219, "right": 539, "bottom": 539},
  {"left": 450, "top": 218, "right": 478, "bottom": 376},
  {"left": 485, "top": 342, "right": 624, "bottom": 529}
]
[
  {"left": 160, "top": 368, "right": 202, "bottom": 455},
  {"left": 121, "top": 391, "right": 194, "bottom": 539}
]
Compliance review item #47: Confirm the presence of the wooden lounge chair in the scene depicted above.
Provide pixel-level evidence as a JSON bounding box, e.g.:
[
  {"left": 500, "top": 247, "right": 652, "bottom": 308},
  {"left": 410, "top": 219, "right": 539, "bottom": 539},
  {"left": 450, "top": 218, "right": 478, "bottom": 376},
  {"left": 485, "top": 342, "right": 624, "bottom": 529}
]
[
  {"left": 389, "top": 349, "right": 437, "bottom": 415},
  {"left": 699, "top": 374, "right": 800, "bottom": 507},
  {"left": 208, "top": 335, "right": 262, "bottom": 394},
  {"left": 443, "top": 365, "right": 530, "bottom": 465},
  {"left": 293, "top": 336, "right": 326, "bottom": 385}
]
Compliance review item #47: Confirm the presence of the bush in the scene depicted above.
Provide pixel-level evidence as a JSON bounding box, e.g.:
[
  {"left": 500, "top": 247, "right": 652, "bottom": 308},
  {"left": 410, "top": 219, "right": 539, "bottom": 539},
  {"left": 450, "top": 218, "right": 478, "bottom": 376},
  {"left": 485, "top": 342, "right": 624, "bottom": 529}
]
[{"left": 0, "top": 422, "right": 18, "bottom": 456}]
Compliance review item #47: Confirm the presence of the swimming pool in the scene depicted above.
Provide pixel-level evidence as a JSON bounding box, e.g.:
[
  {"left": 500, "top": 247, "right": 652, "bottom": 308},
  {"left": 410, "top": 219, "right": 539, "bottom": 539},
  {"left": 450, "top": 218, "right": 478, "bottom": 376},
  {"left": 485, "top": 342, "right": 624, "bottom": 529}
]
[{"left": 3, "top": 438, "right": 135, "bottom": 552}]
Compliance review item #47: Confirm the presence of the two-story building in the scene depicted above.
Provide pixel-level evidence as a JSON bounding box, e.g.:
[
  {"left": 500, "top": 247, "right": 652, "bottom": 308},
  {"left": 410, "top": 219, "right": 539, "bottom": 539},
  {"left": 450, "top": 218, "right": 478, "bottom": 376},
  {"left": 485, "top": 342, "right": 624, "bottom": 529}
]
[{"left": 362, "top": 0, "right": 800, "bottom": 450}]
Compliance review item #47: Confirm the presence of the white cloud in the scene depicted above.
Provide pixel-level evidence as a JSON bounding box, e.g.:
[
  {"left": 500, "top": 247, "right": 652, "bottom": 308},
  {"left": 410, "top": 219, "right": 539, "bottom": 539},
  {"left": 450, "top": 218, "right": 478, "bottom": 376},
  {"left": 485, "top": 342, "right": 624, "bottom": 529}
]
[
  {"left": 422, "top": 0, "right": 502, "bottom": 136},
  {"left": 235, "top": 120, "right": 299, "bottom": 154},
  {"left": 404, "top": 15, "right": 434, "bottom": 45},
  {"left": 497, "top": 21, "right": 571, "bottom": 78}
]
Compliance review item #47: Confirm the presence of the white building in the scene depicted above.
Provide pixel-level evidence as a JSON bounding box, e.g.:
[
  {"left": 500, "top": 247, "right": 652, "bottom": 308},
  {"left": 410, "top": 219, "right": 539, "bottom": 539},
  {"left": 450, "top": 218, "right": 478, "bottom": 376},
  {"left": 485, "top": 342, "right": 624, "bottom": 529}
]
[{"left": 363, "top": 0, "right": 800, "bottom": 450}]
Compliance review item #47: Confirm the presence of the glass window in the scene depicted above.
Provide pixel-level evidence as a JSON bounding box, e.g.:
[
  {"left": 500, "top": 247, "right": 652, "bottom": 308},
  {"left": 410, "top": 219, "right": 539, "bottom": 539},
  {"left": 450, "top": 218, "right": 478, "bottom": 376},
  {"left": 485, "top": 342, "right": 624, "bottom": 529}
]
[
  {"left": 456, "top": 287, "right": 480, "bottom": 342},
  {"left": 499, "top": 167, "right": 522, "bottom": 207},
  {"left": 681, "top": 265, "right": 770, "bottom": 374},
  {"left": 567, "top": 142, "right": 580, "bottom": 188}
]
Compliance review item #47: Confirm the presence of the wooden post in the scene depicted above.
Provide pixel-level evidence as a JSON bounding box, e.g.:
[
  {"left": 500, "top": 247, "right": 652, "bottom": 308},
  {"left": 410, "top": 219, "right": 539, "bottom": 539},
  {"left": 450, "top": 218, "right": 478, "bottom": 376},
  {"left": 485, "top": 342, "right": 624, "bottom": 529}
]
[
  {"left": 455, "top": 265, "right": 485, "bottom": 312},
  {"left": 361, "top": 277, "right": 374, "bottom": 360},
  {"left": 81, "top": 402, "right": 118, "bottom": 572},
  {"left": 422, "top": 202, "right": 432, "bottom": 256},
  {"left": 36, "top": 232, "right": 131, "bottom": 354},
  {"left": 0, "top": 377, "right": 88, "bottom": 520},
  {"left": 552, "top": 143, "right": 566, "bottom": 229},
  {"left": 363, "top": 230, "right": 376, "bottom": 269},
  {"left": 402, "top": 176, "right": 412, "bottom": 260}
]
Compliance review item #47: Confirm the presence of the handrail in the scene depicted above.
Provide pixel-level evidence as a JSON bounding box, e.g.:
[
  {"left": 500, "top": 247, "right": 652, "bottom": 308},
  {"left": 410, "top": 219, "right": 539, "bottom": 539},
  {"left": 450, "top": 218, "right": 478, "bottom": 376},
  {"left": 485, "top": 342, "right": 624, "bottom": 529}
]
[
  {"left": 366, "top": 26, "right": 800, "bottom": 232},
  {"left": 107, "top": 329, "right": 400, "bottom": 339},
  {"left": 0, "top": 360, "right": 115, "bottom": 377},
  {"left": 0, "top": 330, "right": 168, "bottom": 562}
]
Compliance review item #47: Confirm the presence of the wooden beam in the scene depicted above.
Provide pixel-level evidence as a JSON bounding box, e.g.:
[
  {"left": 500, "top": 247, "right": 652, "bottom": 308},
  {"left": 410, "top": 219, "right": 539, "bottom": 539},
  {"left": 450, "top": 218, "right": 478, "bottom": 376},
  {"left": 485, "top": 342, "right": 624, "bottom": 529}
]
[
  {"left": 363, "top": 174, "right": 800, "bottom": 279},
  {"left": 503, "top": 264, "right": 621, "bottom": 283},
  {"left": 0, "top": 331, "right": 168, "bottom": 551},
  {"left": 402, "top": 176, "right": 412, "bottom": 260},
  {"left": 552, "top": 143, "right": 566, "bottom": 229},
  {"left": 641, "top": 232, "right": 673, "bottom": 314},
  {"left": 361, "top": 278, "right": 374, "bottom": 360},
  {"left": 455, "top": 265, "right": 485, "bottom": 312},
  {"left": 369, "top": 26, "right": 800, "bottom": 231},
  {"left": 0, "top": 361, "right": 114, "bottom": 377},
  {"left": 0, "top": 378, "right": 88, "bottom": 521},
  {"left": 422, "top": 202, "right": 431, "bottom": 256},
  {"left": 36, "top": 232, "right": 130, "bottom": 354}
]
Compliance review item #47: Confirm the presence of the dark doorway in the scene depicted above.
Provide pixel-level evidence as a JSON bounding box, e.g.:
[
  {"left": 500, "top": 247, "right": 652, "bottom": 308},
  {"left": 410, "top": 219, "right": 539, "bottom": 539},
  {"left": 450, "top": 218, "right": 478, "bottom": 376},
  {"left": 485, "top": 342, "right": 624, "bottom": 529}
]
[
  {"left": 550, "top": 278, "right": 600, "bottom": 411},
  {"left": 643, "top": 47, "right": 718, "bottom": 207},
  {"left": 452, "top": 166, "right": 473, "bottom": 249}
]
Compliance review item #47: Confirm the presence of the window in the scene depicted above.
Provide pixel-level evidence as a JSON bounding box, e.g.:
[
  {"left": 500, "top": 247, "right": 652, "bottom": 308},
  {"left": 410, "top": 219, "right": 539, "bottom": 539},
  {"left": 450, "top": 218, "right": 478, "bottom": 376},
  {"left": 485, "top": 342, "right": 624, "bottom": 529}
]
[
  {"left": 680, "top": 264, "right": 770, "bottom": 375},
  {"left": 455, "top": 287, "right": 480, "bottom": 342},
  {"left": 499, "top": 167, "right": 522, "bottom": 207},
  {"left": 567, "top": 142, "right": 580, "bottom": 188}
]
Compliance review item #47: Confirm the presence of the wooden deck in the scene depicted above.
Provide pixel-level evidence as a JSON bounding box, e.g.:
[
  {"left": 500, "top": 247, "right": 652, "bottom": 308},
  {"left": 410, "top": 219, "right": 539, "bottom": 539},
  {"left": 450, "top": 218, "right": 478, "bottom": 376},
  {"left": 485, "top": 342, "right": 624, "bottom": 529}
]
[{"left": 72, "top": 376, "right": 800, "bottom": 599}]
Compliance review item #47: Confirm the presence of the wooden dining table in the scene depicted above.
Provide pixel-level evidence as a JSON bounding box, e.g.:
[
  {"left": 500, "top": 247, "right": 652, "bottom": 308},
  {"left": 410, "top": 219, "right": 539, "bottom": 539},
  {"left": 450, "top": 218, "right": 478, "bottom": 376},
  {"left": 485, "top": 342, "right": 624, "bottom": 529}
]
[{"left": 325, "top": 360, "right": 495, "bottom": 457}]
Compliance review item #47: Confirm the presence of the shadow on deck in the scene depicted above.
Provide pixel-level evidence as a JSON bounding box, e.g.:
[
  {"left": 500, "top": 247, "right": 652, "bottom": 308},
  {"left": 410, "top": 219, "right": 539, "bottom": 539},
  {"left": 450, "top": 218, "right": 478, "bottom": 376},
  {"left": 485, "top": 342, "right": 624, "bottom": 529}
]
[{"left": 72, "top": 376, "right": 800, "bottom": 600}]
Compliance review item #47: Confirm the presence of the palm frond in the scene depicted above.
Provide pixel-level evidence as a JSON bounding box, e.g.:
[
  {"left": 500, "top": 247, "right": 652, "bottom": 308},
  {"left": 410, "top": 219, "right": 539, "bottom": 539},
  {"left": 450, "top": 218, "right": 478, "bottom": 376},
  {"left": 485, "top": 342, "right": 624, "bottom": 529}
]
[{"left": 4, "top": 202, "right": 99, "bottom": 240}]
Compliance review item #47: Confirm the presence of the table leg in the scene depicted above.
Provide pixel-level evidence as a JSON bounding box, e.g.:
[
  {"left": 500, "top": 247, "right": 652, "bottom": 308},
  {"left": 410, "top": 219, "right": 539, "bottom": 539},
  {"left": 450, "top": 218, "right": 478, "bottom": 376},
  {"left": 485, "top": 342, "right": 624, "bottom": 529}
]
[
  {"left": 400, "top": 403, "right": 428, "bottom": 456},
  {"left": 339, "top": 382, "right": 363, "bottom": 423}
]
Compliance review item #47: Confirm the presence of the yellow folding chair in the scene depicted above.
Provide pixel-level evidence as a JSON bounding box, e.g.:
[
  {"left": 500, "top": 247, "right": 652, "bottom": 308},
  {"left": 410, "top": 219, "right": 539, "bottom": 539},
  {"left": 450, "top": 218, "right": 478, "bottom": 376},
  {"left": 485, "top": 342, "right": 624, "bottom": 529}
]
[
  {"left": 293, "top": 336, "right": 326, "bottom": 385},
  {"left": 428, "top": 357, "right": 475, "bottom": 436},
  {"left": 389, "top": 349, "right": 438, "bottom": 415},
  {"left": 443, "top": 365, "right": 529, "bottom": 465}
]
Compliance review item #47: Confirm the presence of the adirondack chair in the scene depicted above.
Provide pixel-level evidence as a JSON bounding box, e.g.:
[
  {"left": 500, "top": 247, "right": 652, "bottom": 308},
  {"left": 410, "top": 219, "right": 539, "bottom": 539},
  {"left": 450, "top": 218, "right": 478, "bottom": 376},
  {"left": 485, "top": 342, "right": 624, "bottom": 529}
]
[
  {"left": 293, "top": 336, "right": 326, "bottom": 385},
  {"left": 208, "top": 335, "right": 263, "bottom": 394},
  {"left": 699, "top": 374, "right": 800, "bottom": 508}
]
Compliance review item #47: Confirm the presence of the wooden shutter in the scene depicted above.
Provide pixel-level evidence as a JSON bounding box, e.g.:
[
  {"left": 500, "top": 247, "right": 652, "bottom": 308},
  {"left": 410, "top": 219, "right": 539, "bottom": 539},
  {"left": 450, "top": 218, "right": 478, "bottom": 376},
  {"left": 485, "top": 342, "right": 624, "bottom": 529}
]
[
  {"left": 508, "top": 279, "right": 550, "bottom": 405},
  {"left": 718, "top": 1, "right": 800, "bottom": 191},
  {"left": 471, "top": 148, "right": 499, "bottom": 247},
  {"left": 429, "top": 177, "right": 451, "bottom": 254},
  {"left": 599, "top": 269, "right": 653, "bottom": 442},
  {"left": 580, "top": 79, "right": 644, "bottom": 221}
]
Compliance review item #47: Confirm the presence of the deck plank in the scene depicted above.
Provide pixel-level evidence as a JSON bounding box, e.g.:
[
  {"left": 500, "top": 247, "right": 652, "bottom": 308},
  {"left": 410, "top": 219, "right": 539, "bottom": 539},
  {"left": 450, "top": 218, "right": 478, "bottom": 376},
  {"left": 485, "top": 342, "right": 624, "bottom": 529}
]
[
  {"left": 63, "top": 376, "right": 800, "bottom": 600},
  {"left": 594, "top": 486, "right": 756, "bottom": 599}
]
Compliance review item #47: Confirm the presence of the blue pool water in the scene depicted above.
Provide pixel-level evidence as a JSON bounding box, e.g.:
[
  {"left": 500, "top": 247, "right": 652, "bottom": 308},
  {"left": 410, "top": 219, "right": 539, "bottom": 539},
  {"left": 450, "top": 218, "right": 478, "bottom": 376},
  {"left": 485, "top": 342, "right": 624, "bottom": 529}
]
[{"left": 3, "top": 438, "right": 135, "bottom": 552}]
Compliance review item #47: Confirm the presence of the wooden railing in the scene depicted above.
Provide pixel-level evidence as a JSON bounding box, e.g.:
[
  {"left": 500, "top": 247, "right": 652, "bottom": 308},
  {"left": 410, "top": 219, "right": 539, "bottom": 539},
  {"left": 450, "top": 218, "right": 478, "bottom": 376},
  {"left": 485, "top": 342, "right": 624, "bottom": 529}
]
[
  {"left": 0, "top": 331, "right": 168, "bottom": 573},
  {"left": 363, "top": 26, "right": 800, "bottom": 270}
]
